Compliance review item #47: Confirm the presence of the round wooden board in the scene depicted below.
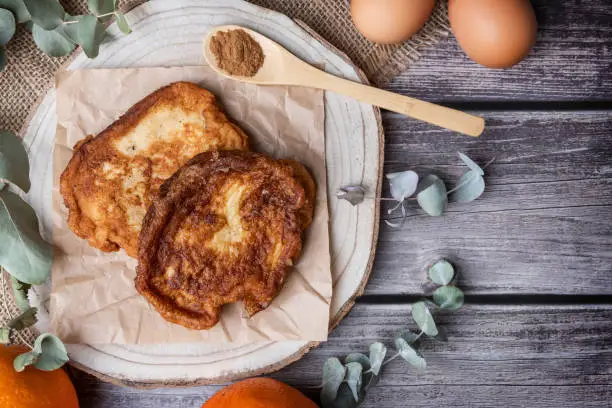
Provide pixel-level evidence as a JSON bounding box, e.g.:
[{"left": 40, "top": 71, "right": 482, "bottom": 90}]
[{"left": 23, "top": 0, "right": 383, "bottom": 387}]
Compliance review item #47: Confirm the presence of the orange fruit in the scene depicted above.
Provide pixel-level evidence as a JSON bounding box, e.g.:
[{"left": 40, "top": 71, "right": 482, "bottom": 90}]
[
  {"left": 202, "top": 377, "right": 318, "bottom": 408},
  {"left": 0, "top": 345, "right": 79, "bottom": 408}
]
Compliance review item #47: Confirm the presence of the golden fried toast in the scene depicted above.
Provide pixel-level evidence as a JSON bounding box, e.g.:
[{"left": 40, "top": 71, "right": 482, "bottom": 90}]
[
  {"left": 60, "top": 82, "right": 249, "bottom": 258},
  {"left": 135, "top": 150, "right": 315, "bottom": 330}
]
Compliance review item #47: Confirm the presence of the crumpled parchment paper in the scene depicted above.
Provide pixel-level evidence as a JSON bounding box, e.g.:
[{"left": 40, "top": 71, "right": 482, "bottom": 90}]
[{"left": 51, "top": 66, "right": 331, "bottom": 344}]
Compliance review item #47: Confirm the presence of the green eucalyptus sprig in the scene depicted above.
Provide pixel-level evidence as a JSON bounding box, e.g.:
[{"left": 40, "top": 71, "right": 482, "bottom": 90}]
[
  {"left": 0, "top": 0, "right": 131, "bottom": 71},
  {"left": 320, "top": 259, "right": 464, "bottom": 408},
  {"left": 0, "top": 130, "right": 67, "bottom": 372},
  {"left": 337, "top": 152, "right": 494, "bottom": 226}
]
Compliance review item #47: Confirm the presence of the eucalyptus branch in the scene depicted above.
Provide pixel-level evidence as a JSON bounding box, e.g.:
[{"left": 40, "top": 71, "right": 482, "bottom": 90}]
[
  {"left": 97, "top": 11, "right": 116, "bottom": 18},
  {"left": 0, "top": 130, "right": 68, "bottom": 372},
  {"left": 447, "top": 157, "right": 495, "bottom": 195},
  {"left": 445, "top": 172, "right": 477, "bottom": 195},
  {"left": 320, "top": 260, "right": 464, "bottom": 408},
  {"left": 0, "top": 0, "right": 132, "bottom": 72},
  {"left": 338, "top": 152, "right": 493, "bottom": 226},
  {"left": 379, "top": 351, "right": 400, "bottom": 367}
]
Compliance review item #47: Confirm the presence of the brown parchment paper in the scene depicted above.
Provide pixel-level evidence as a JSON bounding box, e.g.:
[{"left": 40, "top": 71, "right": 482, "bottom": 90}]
[{"left": 50, "top": 66, "right": 331, "bottom": 344}]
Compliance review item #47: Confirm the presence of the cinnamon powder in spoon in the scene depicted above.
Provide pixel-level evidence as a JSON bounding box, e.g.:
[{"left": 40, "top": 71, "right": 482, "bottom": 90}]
[{"left": 209, "top": 29, "right": 264, "bottom": 77}]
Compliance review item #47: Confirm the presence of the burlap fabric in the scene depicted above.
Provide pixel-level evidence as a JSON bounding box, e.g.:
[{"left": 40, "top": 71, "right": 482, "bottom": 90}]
[
  {"left": 0, "top": 0, "right": 450, "bottom": 345},
  {"left": 1, "top": 270, "right": 37, "bottom": 346}
]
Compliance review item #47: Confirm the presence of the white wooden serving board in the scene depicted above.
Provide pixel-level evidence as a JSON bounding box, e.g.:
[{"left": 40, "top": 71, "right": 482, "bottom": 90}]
[{"left": 23, "top": 0, "right": 382, "bottom": 387}]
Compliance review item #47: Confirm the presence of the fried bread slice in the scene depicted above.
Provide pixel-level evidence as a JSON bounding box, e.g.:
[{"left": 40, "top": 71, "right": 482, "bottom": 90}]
[
  {"left": 60, "top": 82, "right": 249, "bottom": 258},
  {"left": 135, "top": 150, "right": 315, "bottom": 330}
]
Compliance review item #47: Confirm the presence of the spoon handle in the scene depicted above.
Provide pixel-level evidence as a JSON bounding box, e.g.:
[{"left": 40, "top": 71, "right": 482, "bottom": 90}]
[{"left": 300, "top": 68, "right": 484, "bottom": 137}]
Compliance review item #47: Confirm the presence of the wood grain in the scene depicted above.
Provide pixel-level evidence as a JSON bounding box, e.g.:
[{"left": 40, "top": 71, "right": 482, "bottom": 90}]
[
  {"left": 365, "top": 110, "right": 612, "bottom": 295},
  {"left": 69, "top": 382, "right": 612, "bottom": 408},
  {"left": 71, "top": 304, "right": 612, "bottom": 407},
  {"left": 387, "top": 0, "right": 612, "bottom": 102}
]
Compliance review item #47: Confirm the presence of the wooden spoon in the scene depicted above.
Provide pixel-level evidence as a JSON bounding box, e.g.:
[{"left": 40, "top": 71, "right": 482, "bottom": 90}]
[{"left": 203, "top": 25, "right": 485, "bottom": 137}]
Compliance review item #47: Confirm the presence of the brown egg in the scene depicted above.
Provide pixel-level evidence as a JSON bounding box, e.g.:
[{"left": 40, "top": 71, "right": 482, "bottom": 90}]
[
  {"left": 449, "top": 0, "right": 537, "bottom": 68},
  {"left": 351, "top": 0, "right": 436, "bottom": 45}
]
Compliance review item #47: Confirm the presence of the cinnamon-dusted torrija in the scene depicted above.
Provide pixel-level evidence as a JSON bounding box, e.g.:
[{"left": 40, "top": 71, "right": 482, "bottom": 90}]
[
  {"left": 135, "top": 150, "right": 315, "bottom": 330},
  {"left": 60, "top": 82, "right": 249, "bottom": 258}
]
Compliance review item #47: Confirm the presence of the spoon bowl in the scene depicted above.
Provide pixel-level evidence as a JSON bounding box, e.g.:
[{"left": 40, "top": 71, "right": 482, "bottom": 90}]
[
  {"left": 204, "top": 25, "right": 485, "bottom": 137},
  {"left": 203, "top": 25, "right": 307, "bottom": 86}
]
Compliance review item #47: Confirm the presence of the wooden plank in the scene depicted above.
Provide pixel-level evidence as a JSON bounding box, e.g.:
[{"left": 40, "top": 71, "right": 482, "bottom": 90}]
[
  {"left": 71, "top": 304, "right": 612, "bottom": 407},
  {"left": 364, "top": 110, "right": 612, "bottom": 295},
  {"left": 70, "top": 383, "right": 612, "bottom": 408},
  {"left": 386, "top": 0, "right": 612, "bottom": 102},
  {"left": 363, "top": 385, "right": 611, "bottom": 407}
]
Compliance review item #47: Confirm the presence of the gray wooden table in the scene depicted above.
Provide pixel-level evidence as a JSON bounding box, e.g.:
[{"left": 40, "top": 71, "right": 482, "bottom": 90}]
[{"left": 72, "top": 1, "right": 612, "bottom": 406}]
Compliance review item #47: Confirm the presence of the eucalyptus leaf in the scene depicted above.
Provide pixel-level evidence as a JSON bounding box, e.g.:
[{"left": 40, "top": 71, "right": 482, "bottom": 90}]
[
  {"left": 32, "top": 24, "right": 75, "bottom": 57},
  {"left": 31, "top": 333, "right": 69, "bottom": 370},
  {"left": 458, "top": 152, "right": 484, "bottom": 175},
  {"left": 344, "top": 362, "right": 363, "bottom": 402},
  {"left": 345, "top": 352, "right": 371, "bottom": 371},
  {"left": 386, "top": 170, "right": 418, "bottom": 202},
  {"left": 336, "top": 185, "right": 365, "bottom": 206},
  {"left": 321, "top": 357, "right": 346, "bottom": 406},
  {"left": 368, "top": 342, "right": 387, "bottom": 375},
  {"left": 423, "top": 299, "right": 440, "bottom": 315},
  {"left": 428, "top": 259, "right": 455, "bottom": 285},
  {"left": 0, "top": 46, "right": 5, "bottom": 72},
  {"left": 115, "top": 11, "right": 130, "bottom": 34},
  {"left": 398, "top": 330, "right": 421, "bottom": 345},
  {"left": 63, "top": 12, "right": 77, "bottom": 22},
  {"left": 416, "top": 174, "right": 447, "bottom": 216},
  {"left": 432, "top": 325, "right": 448, "bottom": 342},
  {"left": 0, "top": 130, "right": 31, "bottom": 192},
  {"left": 13, "top": 350, "right": 38, "bottom": 371},
  {"left": 7, "top": 306, "right": 36, "bottom": 329},
  {"left": 87, "top": 0, "right": 115, "bottom": 15},
  {"left": 63, "top": 14, "right": 105, "bottom": 58},
  {"left": 0, "top": 8, "right": 16, "bottom": 46},
  {"left": 0, "top": 0, "right": 30, "bottom": 23},
  {"left": 10, "top": 275, "right": 31, "bottom": 311},
  {"left": 326, "top": 383, "right": 362, "bottom": 408},
  {"left": 394, "top": 337, "right": 426, "bottom": 369},
  {"left": 363, "top": 370, "right": 378, "bottom": 391},
  {"left": 0, "top": 327, "right": 9, "bottom": 344},
  {"left": 411, "top": 301, "right": 438, "bottom": 336},
  {"left": 451, "top": 170, "right": 485, "bottom": 203},
  {"left": 433, "top": 286, "right": 465, "bottom": 310},
  {"left": 14, "top": 333, "right": 69, "bottom": 372},
  {"left": 0, "top": 189, "right": 53, "bottom": 284},
  {"left": 22, "top": 0, "right": 64, "bottom": 30}
]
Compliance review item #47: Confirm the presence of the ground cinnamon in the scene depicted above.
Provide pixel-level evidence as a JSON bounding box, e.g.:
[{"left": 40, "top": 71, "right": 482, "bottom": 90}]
[{"left": 209, "top": 29, "right": 265, "bottom": 77}]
